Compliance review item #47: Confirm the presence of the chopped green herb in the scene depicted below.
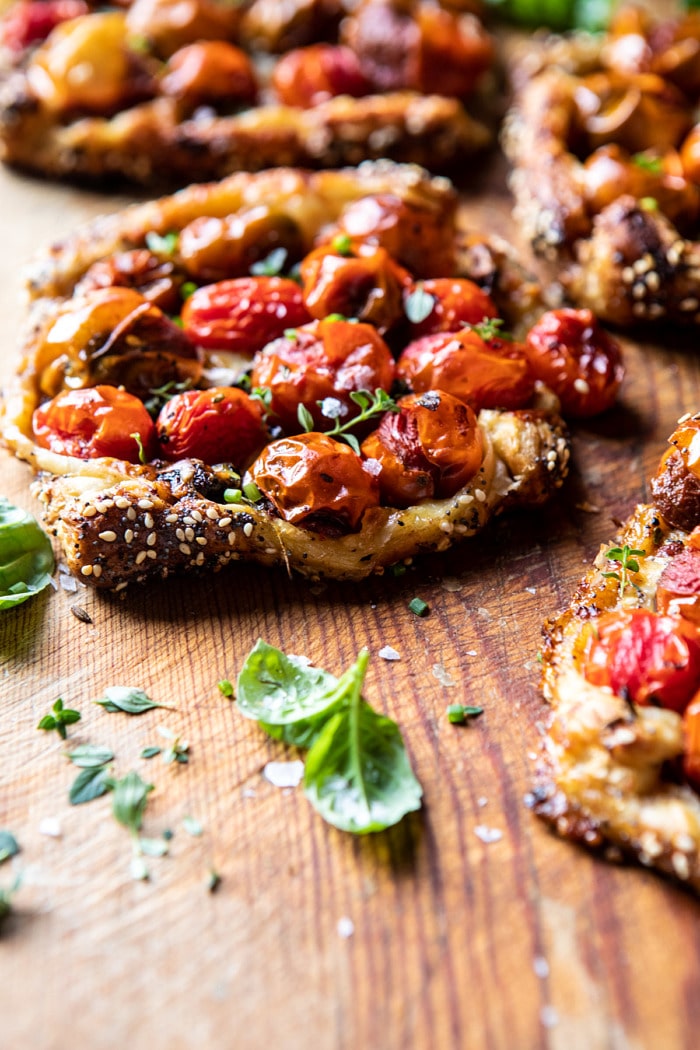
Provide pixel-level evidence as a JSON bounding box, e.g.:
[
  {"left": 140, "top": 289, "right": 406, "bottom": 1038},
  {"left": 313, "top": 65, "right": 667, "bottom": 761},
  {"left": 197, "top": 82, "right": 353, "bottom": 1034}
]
[
  {"left": 180, "top": 281, "right": 197, "bottom": 300},
  {"left": 284, "top": 328, "right": 298, "bottom": 339},
  {"left": 183, "top": 816, "right": 203, "bottom": 837},
  {"left": 139, "top": 837, "right": 169, "bottom": 857},
  {"left": 404, "top": 285, "right": 436, "bottom": 324},
  {"left": 95, "top": 686, "right": 163, "bottom": 715},
  {"left": 250, "top": 247, "right": 288, "bottom": 276},
  {"left": 69, "top": 765, "right": 112, "bottom": 806},
  {"left": 0, "top": 831, "right": 19, "bottom": 865},
  {"left": 602, "top": 545, "right": 645, "bottom": 598},
  {"left": 320, "top": 388, "right": 398, "bottom": 454},
  {"left": 632, "top": 152, "right": 663, "bottom": 175},
  {"left": 331, "top": 233, "right": 353, "bottom": 256},
  {"left": 208, "top": 869, "right": 222, "bottom": 893},
  {"left": 110, "top": 771, "right": 154, "bottom": 835},
  {"left": 67, "top": 744, "right": 114, "bottom": 768},
  {"left": 390, "top": 563, "right": 408, "bottom": 577},
  {"left": 640, "top": 197, "right": 659, "bottom": 211},
  {"left": 145, "top": 230, "right": 179, "bottom": 256},
  {"left": 447, "top": 703, "right": 484, "bottom": 725},
  {"left": 158, "top": 726, "right": 189, "bottom": 765},
  {"left": 130, "top": 432, "right": 147, "bottom": 465},
  {"left": 0, "top": 497, "right": 54, "bottom": 610},
  {"left": 37, "top": 698, "right": 81, "bottom": 740},
  {"left": 242, "top": 481, "right": 262, "bottom": 503},
  {"left": 223, "top": 488, "right": 243, "bottom": 503},
  {"left": 323, "top": 312, "right": 349, "bottom": 323},
  {"left": 473, "top": 317, "right": 512, "bottom": 342},
  {"left": 218, "top": 679, "right": 234, "bottom": 698},
  {"left": 141, "top": 746, "right": 162, "bottom": 760},
  {"left": 408, "top": 597, "right": 429, "bottom": 617}
]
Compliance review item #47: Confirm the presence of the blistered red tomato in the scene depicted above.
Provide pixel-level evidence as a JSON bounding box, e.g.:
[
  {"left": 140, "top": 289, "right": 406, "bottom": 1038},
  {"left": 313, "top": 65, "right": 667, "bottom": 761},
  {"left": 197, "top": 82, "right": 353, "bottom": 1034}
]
[
  {"left": 250, "top": 318, "right": 395, "bottom": 433},
  {"left": 405, "top": 279, "right": 498, "bottom": 339},
  {"left": 300, "top": 245, "right": 411, "bottom": 333},
  {"left": 396, "top": 327, "right": 535, "bottom": 412},
  {"left": 1, "top": 0, "right": 88, "bottom": 51},
  {"left": 657, "top": 547, "right": 700, "bottom": 623},
  {"left": 181, "top": 276, "right": 312, "bottom": 355},
  {"left": 525, "top": 308, "right": 624, "bottom": 417},
  {"left": 271, "top": 44, "right": 370, "bottom": 107},
  {"left": 33, "top": 385, "right": 155, "bottom": 462},
  {"left": 156, "top": 387, "right": 266, "bottom": 467},
  {"left": 582, "top": 608, "right": 700, "bottom": 713},
  {"left": 247, "top": 432, "right": 379, "bottom": 531},
  {"left": 361, "top": 390, "right": 483, "bottom": 506},
  {"left": 160, "top": 41, "right": 257, "bottom": 109}
]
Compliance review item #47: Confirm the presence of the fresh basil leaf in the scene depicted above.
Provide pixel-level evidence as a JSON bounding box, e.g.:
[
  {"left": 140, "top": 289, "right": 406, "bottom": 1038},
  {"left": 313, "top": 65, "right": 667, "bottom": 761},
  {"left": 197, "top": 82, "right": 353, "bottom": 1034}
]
[
  {"left": 0, "top": 831, "right": 19, "bottom": 864},
  {"left": 67, "top": 744, "right": 114, "bottom": 768},
  {"left": 111, "top": 771, "right": 154, "bottom": 832},
  {"left": 0, "top": 497, "right": 54, "bottom": 610},
  {"left": 260, "top": 707, "right": 341, "bottom": 749},
  {"left": 69, "top": 766, "right": 112, "bottom": 805},
  {"left": 236, "top": 640, "right": 339, "bottom": 724},
  {"left": 95, "top": 686, "right": 162, "bottom": 714},
  {"left": 304, "top": 699, "right": 423, "bottom": 834},
  {"left": 404, "top": 285, "right": 435, "bottom": 324}
]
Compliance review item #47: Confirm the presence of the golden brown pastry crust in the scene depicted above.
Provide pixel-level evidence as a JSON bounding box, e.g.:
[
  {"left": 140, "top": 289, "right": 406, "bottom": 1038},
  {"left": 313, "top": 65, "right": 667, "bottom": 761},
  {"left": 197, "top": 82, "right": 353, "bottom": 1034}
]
[{"left": 3, "top": 161, "right": 570, "bottom": 589}]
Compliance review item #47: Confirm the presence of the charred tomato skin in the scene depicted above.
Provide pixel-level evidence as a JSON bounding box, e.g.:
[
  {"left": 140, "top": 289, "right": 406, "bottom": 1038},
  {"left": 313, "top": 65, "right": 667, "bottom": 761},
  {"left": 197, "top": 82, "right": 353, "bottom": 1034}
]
[
  {"left": 181, "top": 276, "right": 312, "bottom": 355},
  {"left": 299, "top": 244, "right": 411, "bottom": 333},
  {"left": 246, "top": 431, "right": 380, "bottom": 531},
  {"left": 396, "top": 327, "right": 535, "bottom": 412},
  {"left": 33, "top": 384, "right": 156, "bottom": 463},
  {"left": 156, "top": 387, "right": 267, "bottom": 467},
  {"left": 525, "top": 308, "right": 624, "bottom": 418},
  {"left": 250, "top": 318, "right": 395, "bottom": 433},
  {"left": 581, "top": 607, "right": 700, "bottom": 714},
  {"left": 361, "top": 389, "right": 483, "bottom": 507}
]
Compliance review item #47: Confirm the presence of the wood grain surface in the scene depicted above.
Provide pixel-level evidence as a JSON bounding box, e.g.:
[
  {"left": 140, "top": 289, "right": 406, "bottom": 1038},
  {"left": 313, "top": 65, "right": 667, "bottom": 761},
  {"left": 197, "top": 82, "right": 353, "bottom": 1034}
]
[{"left": 2, "top": 150, "right": 700, "bottom": 1050}]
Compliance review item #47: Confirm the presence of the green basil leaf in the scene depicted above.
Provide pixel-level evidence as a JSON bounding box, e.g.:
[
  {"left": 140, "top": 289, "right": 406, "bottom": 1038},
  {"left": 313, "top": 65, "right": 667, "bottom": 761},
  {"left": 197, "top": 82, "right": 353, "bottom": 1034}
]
[
  {"left": 0, "top": 497, "right": 54, "bottom": 610},
  {"left": 95, "top": 686, "right": 162, "bottom": 715},
  {"left": 304, "top": 699, "right": 423, "bottom": 834},
  {"left": 111, "top": 771, "right": 154, "bottom": 832},
  {"left": 0, "top": 831, "right": 19, "bottom": 864},
  {"left": 236, "top": 640, "right": 339, "bottom": 724},
  {"left": 67, "top": 744, "right": 114, "bottom": 768},
  {"left": 69, "top": 766, "right": 112, "bottom": 806},
  {"left": 260, "top": 707, "right": 341, "bottom": 749}
]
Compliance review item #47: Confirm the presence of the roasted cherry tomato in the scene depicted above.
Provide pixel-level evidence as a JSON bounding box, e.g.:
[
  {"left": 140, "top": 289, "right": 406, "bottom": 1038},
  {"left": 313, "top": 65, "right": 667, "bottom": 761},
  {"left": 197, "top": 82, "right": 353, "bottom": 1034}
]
[
  {"left": 33, "top": 385, "right": 156, "bottom": 462},
  {"left": 665, "top": 413, "right": 700, "bottom": 480},
  {"left": 125, "top": 0, "right": 241, "bottom": 60},
  {"left": 361, "top": 390, "right": 483, "bottom": 507},
  {"left": 582, "top": 144, "right": 700, "bottom": 226},
  {"left": 683, "top": 695, "right": 700, "bottom": 789},
  {"left": 405, "top": 279, "right": 498, "bottom": 339},
  {"left": 160, "top": 41, "right": 258, "bottom": 109},
  {"left": 300, "top": 244, "right": 411, "bottom": 334},
  {"left": 657, "top": 547, "right": 700, "bottom": 623},
  {"left": 524, "top": 309, "right": 624, "bottom": 417},
  {"left": 1, "top": 0, "right": 88, "bottom": 51},
  {"left": 582, "top": 608, "right": 700, "bottom": 713},
  {"left": 397, "top": 327, "right": 535, "bottom": 412},
  {"left": 181, "top": 276, "right": 312, "bottom": 355},
  {"left": 156, "top": 387, "right": 266, "bottom": 467},
  {"left": 320, "top": 192, "right": 457, "bottom": 279},
  {"left": 271, "top": 44, "right": 370, "bottom": 107},
  {"left": 250, "top": 318, "right": 395, "bottom": 433},
  {"left": 574, "top": 71, "right": 692, "bottom": 154},
  {"left": 179, "top": 206, "right": 305, "bottom": 284},
  {"left": 34, "top": 287, "right": 198, "bottom": 399},
  {"left": 247, "top": 432, "right": 379, "bottom": 531},
  {"left": 74, "top": 249, "right": 183, "bottom": 314}
]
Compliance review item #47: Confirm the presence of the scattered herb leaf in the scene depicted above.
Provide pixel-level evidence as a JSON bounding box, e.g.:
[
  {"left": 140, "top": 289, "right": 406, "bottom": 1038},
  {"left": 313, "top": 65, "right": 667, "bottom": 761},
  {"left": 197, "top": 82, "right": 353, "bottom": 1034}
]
[
  {"left": 208, "top": 869, "right": 222, "bottom": 893},
  {"left": 297, "top": 403, "right": 315, "bottom": 432},
  {"left": 408, "top": 597, "right": 429, "bottom": 617},
  {"left": 0, "top": 497, "right": 54, "bottom": 610},
  {"left": 602, "top": 545, "right": 645, "bottom": 598},
  {"left": 145, "top": 230, "right": 179, "bottom": 255},
  {"left": 69, "top": 765, "right": 112, "bottom": 806},
  {"left": 0, "top": 831, "right": 19, "bottom": 865},
  {"left": 67, "top": 744, "right": 114, "bottom": 768},
  {"left": 322, "top": 388, "right": 398, "bottom": 453},
  {"left": 95, "top": 686, "right": 163, "bottom": 715},
  {"left": 180, "top": 280, "right": 197, "bottom": 300},
  {"left": 250, "top": 247, "right": 288, "bottom": 276},
  {"left": 110, "top": 770, "right": 154, "bottom": 835},
  {"left": 473, "top": 317, "right": 513, "bottom": 342},
  {"left": 404, "top": 284, "right": 436, "bottom": 324},
  {"left": 139, "top": 836, "right": 169, "bottom": 857},
  {"left": 632, "top": 152, "right": 663, "bottom": 174},
  {"left": 331, "top": 233, "right": 353, "bottom": 256},
  {"left": 218, "top": 679, "right": 234, "bottom": 698},
  {"left": 446, "top": 703, "right": 484, "bottom": 725},
  {"left": 158, "top": 726, "right": 189, "bottom": 765},
  {"left": 236, "top": 639, "right": 338, "bottom": 725},
  {"left": 37, "top": 698, "right": 81, "bottom": 740},
  {"left": 183, "top": 816, "right": 203, "bottom": 837},
  {"left": 0, "top": 874, "right": 21, "bottom": 924},
  {"left": 140, "top": 746, "right": 162, "bottom": 760}
]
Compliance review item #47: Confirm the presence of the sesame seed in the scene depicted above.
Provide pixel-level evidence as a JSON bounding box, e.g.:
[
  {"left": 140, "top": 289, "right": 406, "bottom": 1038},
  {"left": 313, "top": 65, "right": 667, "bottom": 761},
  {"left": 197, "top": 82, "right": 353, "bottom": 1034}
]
[
  {"left": 191, "top": 509, "right": 203, "bottom": 523},
  {"left": 94, "top": 501, "right": 108, "bottom": 514},
  {"left": 115, "top": 497, "right": 130, "bottom": 509},
  {"left": 183, "top": 516, "right": 195, "bottom": 526},
  {"left": 83, "top": 505, "right": 97, "bottom": 518},
  {"left": 673, "top": 832, "right": 695, "bottom": 853},
  {"left": 633, "top": 257, "right": 650, "bottom": 274},
  {"left": 632, "top": 302, "right": 647, "bottom": 317},
  {"left": 574, "top": 378, "right": 590, "bottom": 394},
  {"left": 647, "top": 303, "right": 664, "bottom": 319},
  {"left": 243, "top": 522, "right": 254, "bottom": 538},
  {"left": 672, "top": 852, "right": 690, "bottom": 881},
  {"left": 125, "top": 529, "right": 134, "bottom": 543},
  {"left": 645, "top": 272, "right": 660, "bottom": 292},
  {"left": 135, "top": 551, "right": 147, "bottom": 565},
  {"left": 165, "top": 513, "right": 178, "bottom": 524},
  {"left": 81, "top": 565, "right": 93, "bottom": 576},
  {"left": 206, "top": 507, "right": 219, "bottom": 520},
  {"left": 179, "top": 543, "right": 191, "bottom": 556},
  {"left": 228, "top": 533, "right": 237, "bottom": 546},
  {"left": 680, "top": 297, "right": 699, "bottom": 311},
  {"left": 98, "top": 530, "right": 117, "bottom": 542},
  {"left": 185, "top": 527, "right": 195, "bottom": 542},
  {"left": 127, "top": 508, "right": 137, "bottom": 521},
  {"left": 474, "top": 489, "right": 486, "bottom": 502},
  {"left": 92, "top": 564, "right": 102, "bottom": 578},
  {"left": 632, "top": 282, "right": 646, "bottom": 300},
  {"left": 146, "top": 549, "right": 157, "bottom": 559},
  {"left": 195, "top": 552, "right": 205, "bottom": 566},
  {"left": 146, "top": 532, "right": 156, "bottom": 547},
  {"left": 137, "top": 499, "right": 154, "bottom": 510},
  {"left": 144, "top": 513, "right": 154, "bottom": 529},
  {"left": 621, "top": 266, "right": 635, "bottom": 284},
  {"left": 218, "top": 517, "right": 232, "bottom": 528},
  {"left": 176, "top": 528, "right": 185, "bottom": 542},
  {"left": 196, "top": 537, "right": 207, "bottom": 546}
]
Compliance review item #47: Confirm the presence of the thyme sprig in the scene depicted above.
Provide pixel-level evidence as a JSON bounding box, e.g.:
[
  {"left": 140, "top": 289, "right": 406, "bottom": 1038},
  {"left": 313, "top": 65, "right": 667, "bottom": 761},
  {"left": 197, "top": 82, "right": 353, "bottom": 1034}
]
[
  {"left": 601, "top": 545, "right": 645, "bottom": 598},
  {"left": 297, "top": 388, "right": 398, "bottom": 454}
]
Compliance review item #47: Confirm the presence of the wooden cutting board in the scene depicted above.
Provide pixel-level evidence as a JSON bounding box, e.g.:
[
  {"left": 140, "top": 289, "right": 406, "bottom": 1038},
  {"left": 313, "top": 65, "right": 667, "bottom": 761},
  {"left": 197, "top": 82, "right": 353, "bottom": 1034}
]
[{"left": 1, "top": 154, "right": 700, "bottom": 1050}]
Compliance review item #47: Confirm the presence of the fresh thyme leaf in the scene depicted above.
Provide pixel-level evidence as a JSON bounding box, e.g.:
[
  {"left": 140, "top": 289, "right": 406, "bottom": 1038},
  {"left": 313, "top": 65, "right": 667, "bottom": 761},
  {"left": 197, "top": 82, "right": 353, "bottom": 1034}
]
[
  {"left": 602, "top": 545, "right": 646, "bottom": 598},
  {"left": 473, "top": 317, "right": 513, "bottom": 342},
  {"left": 130, "top": 432, "right": 147, "bottom": 464},
  {"left": 141, "top": 746, "right": 162, "bottom": 760},
  {"left": 446, "top": 703, "right": 484, "bottom": 724},
  {"left": 321, "top": 388, "right": 398, "bottom": 449},
  {"left": 95, "top": 686, "right": 163, "bottom": 715},
  {"left": 331, "top": 233, "right": 353, "bottom": 256},
  {"left": 404, "top": 284, "right": 436, "bottom": 324},
  {"left": 250, "top": 247, "right": 288, "bottom": 276},
  {"left": 297, "top": 403, "right": 315, "bottom": 432},
  {"left": 145, "top": 230, "right": 179, "bottom": 256},
  {"left": 632, "top": 152, "right": 663, "bottom": 175},
  {"left": 111, "top": 771, "right": 154, "bottom": 834},
  {"left": 158, "top": 726, "right": 189, "bottom": 765},
  {"left": 0, "top": 831, "right": 19, "bottom": 864},
  {"left": 69, "top": 765, "right": 112, "bottom": 806},
  {"left": 38, "top": 698, "right": 81, "bottom": 740},
  {"left": 218, "top": 679, "right": 234, "bottom": 698},
  {"left": 67, "top": 744, "right": 114, "bottom": 768}
]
